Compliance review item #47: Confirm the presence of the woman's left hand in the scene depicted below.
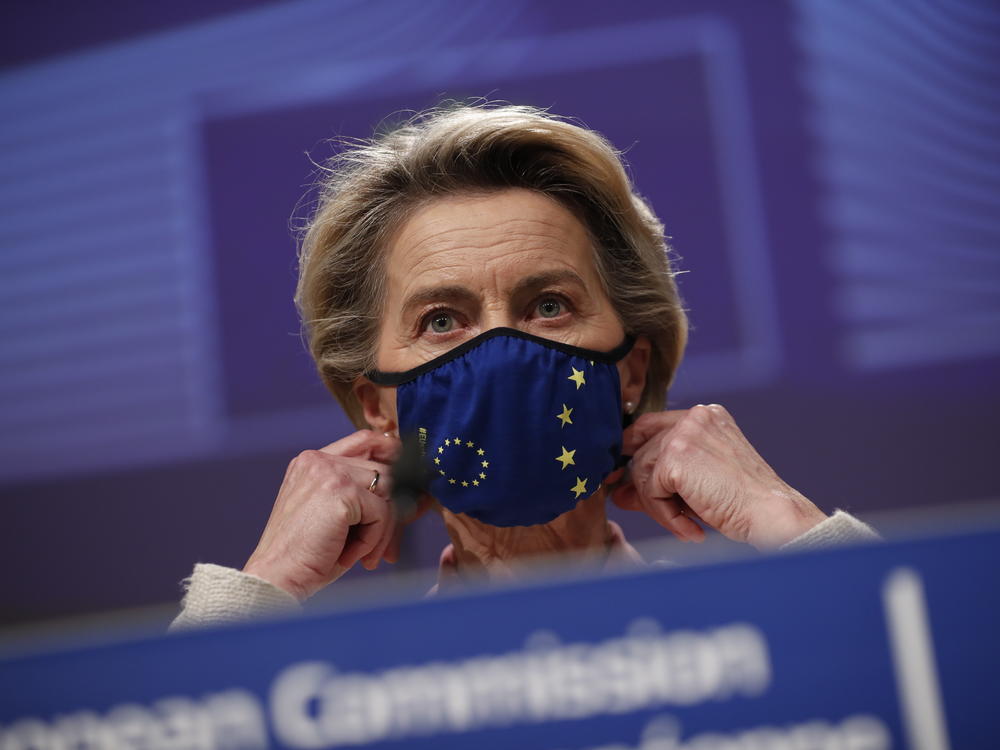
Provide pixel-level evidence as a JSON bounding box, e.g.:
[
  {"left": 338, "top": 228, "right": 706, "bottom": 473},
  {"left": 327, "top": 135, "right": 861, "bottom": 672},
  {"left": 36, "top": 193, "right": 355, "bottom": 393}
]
[{"left": 610, "top": 404, "right": 828, "bottom": 549}]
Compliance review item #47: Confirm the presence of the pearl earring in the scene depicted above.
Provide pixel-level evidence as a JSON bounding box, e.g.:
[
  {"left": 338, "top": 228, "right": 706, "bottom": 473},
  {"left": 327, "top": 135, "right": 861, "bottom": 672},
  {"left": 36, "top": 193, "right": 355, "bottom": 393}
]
[{"left": 624, "top": 401, "right": 635, "bottom": 414}]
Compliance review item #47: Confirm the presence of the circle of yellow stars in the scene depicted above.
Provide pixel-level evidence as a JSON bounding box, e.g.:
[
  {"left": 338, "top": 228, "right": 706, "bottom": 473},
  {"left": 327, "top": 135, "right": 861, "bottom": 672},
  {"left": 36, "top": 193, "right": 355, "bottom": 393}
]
[
  {"left": 434, "top": 436, "right": 488, "bottom": 488},
  {"left": 555, "top": 360, "right": 596, "bottom": 499}
]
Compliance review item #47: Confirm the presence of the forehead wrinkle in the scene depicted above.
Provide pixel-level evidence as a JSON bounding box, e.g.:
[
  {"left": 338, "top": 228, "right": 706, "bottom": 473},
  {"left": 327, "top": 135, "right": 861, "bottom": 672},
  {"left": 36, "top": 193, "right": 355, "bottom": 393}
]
[
  {"left": 385, "top": 190, "right": 601, "bottom": 314},
  {"left": 389, "top": 190, "right": 589, "bottom": 257},
  {"left": 397, "top": 220, "right": 578, "bottom": 266},
  {"left": 395, "top": 196, "right": 585, "bottom": 243},
  {"left": 391, "top": 227, "right": 586, "bottom": 293}
]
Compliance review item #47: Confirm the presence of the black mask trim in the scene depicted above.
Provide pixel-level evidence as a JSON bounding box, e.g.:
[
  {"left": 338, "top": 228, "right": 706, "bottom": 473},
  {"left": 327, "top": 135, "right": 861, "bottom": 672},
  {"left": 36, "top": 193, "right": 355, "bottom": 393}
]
[{"left": 366, "top": 327, "right": 636, "bottom": 387}]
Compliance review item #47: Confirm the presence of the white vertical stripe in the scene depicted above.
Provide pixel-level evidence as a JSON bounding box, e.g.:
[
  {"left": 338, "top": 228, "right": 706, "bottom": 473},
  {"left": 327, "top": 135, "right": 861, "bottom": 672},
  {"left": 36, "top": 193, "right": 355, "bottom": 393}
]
[{"left": 883, "top": 567, "right": 951, "bottom": 750}]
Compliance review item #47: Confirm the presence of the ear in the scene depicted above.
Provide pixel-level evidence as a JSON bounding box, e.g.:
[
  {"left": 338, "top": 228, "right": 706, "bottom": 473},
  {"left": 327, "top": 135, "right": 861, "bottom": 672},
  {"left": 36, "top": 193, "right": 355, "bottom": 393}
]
[
  {"left": 352, "top": 376, "right": 398, "bottom": 434},
  {"left": 617, "top": 335, "right": 650, "bottom": 411}
]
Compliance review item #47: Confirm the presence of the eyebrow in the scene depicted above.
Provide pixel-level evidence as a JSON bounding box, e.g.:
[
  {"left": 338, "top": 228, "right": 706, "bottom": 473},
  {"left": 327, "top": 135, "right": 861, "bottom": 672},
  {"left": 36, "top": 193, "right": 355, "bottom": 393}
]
[
  {"left": 508, "top": 270, "right": 589, "bottom": 301},
  {"left": 400, "top": 285, "right": 479, "bottom": 324},
  {"left": 399, "top": 269, "right": 590, "bottom": 324}
]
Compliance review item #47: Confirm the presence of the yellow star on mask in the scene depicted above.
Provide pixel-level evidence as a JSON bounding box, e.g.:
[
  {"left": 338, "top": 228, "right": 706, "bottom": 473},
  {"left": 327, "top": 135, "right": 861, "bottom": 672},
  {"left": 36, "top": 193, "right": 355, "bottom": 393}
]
[
  {"left": 555, "top": 446, "right": 576, "bottom": 470},
  {"left": 444, "top": 439, "right": 451, "bottom": 446},
  {"left": 449, "top": 478, "right": 457, "bottom": 485},
  {"left": 437, "top": 446, "right": 444, "bottom": 454},
  {"left": 434, "top": 457, "right": 441, "bottom": 465},
  {"left": 466, "top": 441, "right": 474, "bottom": 448},
  {"left": 556, "top": 403, "right": 574, "bottom": 427},
  {"left": 481, "top": 460, "right": 489, "bottom": 468},
  {"left": 571, "top": 476, "right": 588, "bottom": 499},
  {"left": 477, "top": 448, "right": 485, "bottom": 456},
  {"left": 453, "top": 436, "right": 462, "bottom": 444},
  {"left": 568, "top": 367, "right": 586, "bottom": 389},
  {"left": 461, "top": 481, "right": 469, "bottom": 487},
  {"left": 473, "top": 480, "right": 479, "bottom": 486}
]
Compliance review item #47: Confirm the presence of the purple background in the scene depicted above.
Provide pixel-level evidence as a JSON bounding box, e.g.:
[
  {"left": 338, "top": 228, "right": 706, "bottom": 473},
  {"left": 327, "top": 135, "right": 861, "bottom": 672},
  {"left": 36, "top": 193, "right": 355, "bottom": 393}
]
[{"left": 1, "top": 0, "right": 998, "bottom": 627}]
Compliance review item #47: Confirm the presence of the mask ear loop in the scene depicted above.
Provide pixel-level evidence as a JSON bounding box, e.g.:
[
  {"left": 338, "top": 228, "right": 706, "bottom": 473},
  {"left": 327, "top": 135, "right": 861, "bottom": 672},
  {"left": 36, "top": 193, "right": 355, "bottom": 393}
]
[
  {"left": 610, "top": 387, "right": 646, "bottom": 485},
  {"left": 606, "top": 403, "right": 636, "bottom": 492}
]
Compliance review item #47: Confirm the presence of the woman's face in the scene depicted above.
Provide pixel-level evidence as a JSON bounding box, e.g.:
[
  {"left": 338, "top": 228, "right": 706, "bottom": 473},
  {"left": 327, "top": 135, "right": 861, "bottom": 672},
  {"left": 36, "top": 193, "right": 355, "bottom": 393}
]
[{"left": 357, "top": 188, "right": 648, "bottom": 430}]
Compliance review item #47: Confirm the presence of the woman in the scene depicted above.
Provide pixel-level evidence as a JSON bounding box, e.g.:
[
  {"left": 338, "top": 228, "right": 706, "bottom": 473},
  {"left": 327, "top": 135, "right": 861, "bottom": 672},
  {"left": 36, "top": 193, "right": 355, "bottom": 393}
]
[{"left": 172, "top": 105, "right": 876, "bottom": 628}]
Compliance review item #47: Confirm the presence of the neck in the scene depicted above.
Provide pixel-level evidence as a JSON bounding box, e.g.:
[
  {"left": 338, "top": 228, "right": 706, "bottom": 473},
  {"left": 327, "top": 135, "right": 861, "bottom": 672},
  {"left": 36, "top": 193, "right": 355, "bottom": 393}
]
[{"left": 439, "top": 489, "right": 613, "bottom": 580}]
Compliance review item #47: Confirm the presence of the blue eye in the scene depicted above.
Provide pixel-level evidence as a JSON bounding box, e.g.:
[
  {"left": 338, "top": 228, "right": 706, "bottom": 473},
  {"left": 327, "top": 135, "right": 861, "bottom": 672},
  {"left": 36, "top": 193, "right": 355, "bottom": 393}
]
[
  {"left": 537, "top": 298, "right": 563, "bottom": 318},
  {"left": 426, "top": 312, "right": 455, "bottom": 333}
]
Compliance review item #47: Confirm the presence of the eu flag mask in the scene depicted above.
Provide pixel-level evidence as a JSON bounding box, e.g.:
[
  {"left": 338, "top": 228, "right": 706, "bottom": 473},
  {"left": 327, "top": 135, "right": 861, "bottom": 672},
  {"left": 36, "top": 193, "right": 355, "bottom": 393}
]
[{"left": 368, "top": 328, "right": 635, "bottom": 527}]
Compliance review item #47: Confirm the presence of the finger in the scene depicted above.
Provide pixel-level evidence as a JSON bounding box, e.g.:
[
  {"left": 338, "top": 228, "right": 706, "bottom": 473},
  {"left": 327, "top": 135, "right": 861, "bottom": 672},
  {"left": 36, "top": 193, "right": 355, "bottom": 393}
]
[
  {"left": 676, "top": 498, "right": 708, "bottom": 528},
  {"left": 622, "top": 410, "right": 690, "bottom": 455},
  {"left": 436, "top": 544, "right": 461, "bottom": 592},
  {"left": 612, "top": 465, "right": 700, "bottom": 541},
  {"left": 675, "top": 510, "right": 706, "bottom": 542},
  {"left": 338, "top": 529, "right": 380, "bottom": 571},
  {"left": 643, "top": 494, "right": 705, "bottom": 542},
  {"left": 624, "top": 437, "right": 692, "bottom": 540},
  {"left": 627, "top": 430, "right": 674, "bottom": 499},
  {"left": 611, "top": 481, "right": 642, "bottom": 511},
  {"left": 336, "top": 490, "right": 391, "bottom": 570},
  {"left": 381, "top": 493, "right": 433, "bottom": 563},
  {"left": 319, "top": 430, "right": 400, "bottom": 463},
  {"left": 359, "top": 486, "right": 396, "bottom": 568},
  {"left": 381, "top": 524, "right": 404, "bottom": 564},
  {"left": 332, "top": 459, "right": 395, "bottom": 500},
  {"left": 604, "top": 467, "right": 626, "bottom": 488},
  {"left": 363, "top": 499, "right": 397, "bottom": 568}
]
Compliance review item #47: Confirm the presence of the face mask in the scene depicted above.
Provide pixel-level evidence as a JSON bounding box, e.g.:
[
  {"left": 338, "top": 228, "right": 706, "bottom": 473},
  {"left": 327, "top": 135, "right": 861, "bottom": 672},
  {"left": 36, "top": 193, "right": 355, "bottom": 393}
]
[{"left": 368, "top": 328, "right": 634, "bottom": 527}]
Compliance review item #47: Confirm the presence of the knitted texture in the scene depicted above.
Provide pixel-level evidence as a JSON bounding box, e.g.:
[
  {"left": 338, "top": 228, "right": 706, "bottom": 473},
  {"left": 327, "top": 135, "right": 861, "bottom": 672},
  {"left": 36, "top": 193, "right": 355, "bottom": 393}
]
[
  {"left": 169, "top": 563, "right": 300, "bottom": 631},
  {"left": 780, "top": 509, "right": 880, "bottom": 551}
]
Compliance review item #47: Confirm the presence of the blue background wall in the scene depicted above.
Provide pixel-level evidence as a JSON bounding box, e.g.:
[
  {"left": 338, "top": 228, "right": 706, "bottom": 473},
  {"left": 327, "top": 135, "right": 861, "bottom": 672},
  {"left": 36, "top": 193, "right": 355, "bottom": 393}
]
[{"left": 1, "top": 0, "right": 998, "bottom": 626}]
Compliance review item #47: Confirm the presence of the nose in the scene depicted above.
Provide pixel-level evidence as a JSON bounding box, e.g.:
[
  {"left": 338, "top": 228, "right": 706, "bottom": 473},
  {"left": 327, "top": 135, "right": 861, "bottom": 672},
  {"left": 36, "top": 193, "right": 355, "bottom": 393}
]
[{"left": 478, "top": 300, "right": 518, "bottom": 333}]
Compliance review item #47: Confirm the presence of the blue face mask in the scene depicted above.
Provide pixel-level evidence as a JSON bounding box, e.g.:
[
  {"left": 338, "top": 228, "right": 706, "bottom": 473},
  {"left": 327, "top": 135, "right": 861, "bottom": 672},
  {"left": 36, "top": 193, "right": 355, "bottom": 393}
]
[{"left": 368, "top": 328, "right": 634, "bottom": 527}]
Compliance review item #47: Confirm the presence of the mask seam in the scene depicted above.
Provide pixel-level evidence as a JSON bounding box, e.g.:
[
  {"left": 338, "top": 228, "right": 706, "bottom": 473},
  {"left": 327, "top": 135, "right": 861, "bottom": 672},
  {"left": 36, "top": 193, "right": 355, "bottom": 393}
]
[{"left": 367, "top": 327, "right": 635, "bottom": 386}]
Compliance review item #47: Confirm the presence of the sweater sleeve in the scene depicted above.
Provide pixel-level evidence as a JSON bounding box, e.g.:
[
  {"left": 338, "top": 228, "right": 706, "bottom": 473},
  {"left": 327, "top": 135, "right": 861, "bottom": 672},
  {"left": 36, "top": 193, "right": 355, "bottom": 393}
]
[
  {"left": 168, "top": 563, "right": 301, "bottom": 631},
  {"left": 779, "top": 509, "right": 881, "bottom": 551}
]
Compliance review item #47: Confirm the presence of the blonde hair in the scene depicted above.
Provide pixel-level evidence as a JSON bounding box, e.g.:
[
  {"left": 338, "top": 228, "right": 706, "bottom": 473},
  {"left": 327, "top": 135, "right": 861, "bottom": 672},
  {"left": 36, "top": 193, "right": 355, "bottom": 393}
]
[{"left": 297, "top": 104, "right": 688, "bottom": 427}]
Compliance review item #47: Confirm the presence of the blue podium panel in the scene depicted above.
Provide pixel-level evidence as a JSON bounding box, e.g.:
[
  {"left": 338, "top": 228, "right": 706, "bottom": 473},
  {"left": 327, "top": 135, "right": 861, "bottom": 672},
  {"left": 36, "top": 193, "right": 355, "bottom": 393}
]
[{"left": 1, "top": 528, "right": 997, "bottom": 748}]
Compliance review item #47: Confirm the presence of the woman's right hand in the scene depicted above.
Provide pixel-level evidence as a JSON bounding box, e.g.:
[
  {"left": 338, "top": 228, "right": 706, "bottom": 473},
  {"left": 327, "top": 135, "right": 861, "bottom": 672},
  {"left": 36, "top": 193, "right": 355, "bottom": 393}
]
[{"left": 242, "top": 430, "right": 400, "bottom": 601}]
